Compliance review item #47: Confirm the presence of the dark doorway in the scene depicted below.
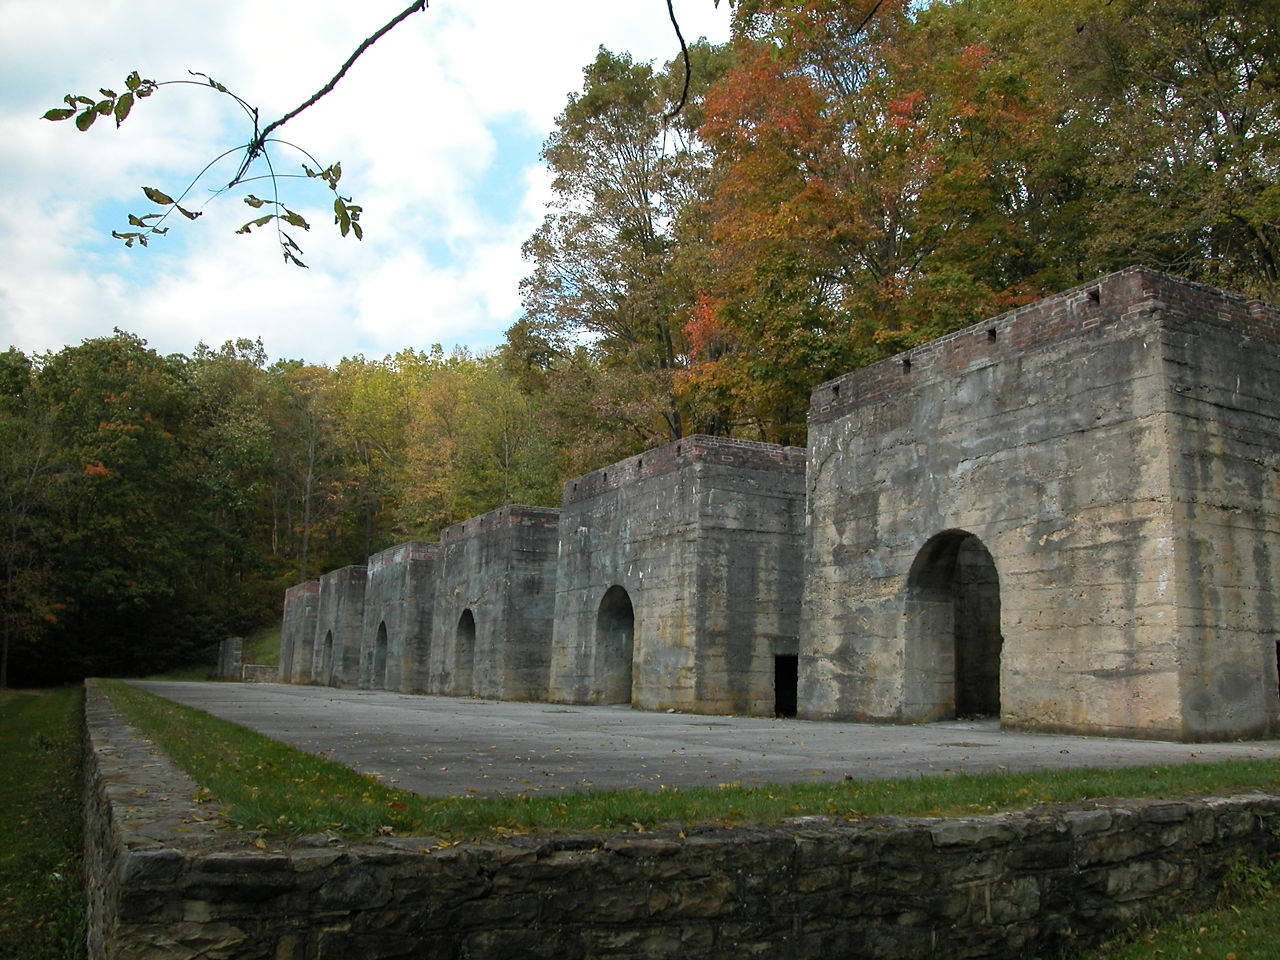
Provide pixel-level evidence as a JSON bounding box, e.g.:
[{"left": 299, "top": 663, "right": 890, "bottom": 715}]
[
  {"left": 454, "top": 609, "right": 476, "bottom": 697},
  {"left": 321, "top": 631, "right": 334, "bottom": 686},
  {"left": 774, "top": 655, "right": 798, "bottom": 718},
  {"left": 594, "top": 585, "right": 635, "bottom": 704},
  {"left": 905, "top": 531, "right": 1002, "bottom": 720},
  {"left": 373, "top": 622, "right": 389, "bottom": 689}
]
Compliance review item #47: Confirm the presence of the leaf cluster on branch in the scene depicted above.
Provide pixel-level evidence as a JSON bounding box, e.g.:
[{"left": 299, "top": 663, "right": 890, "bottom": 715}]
[{"left": 42, "top": 2, "right": 426, "bottom": 266}]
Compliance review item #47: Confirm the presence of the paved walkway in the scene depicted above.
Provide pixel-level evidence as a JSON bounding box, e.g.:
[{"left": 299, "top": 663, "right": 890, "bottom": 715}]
[{"left": 134, "top": 682, "right": 1280, "bottom": 799}]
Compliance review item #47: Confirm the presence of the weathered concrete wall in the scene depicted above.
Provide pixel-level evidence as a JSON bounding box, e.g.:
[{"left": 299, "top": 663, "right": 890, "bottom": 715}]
[
  {"left": 277, "top": 269, "right": 1279, "bottom": 741},
  {"left": 85, "top": 681, "right": 1280, "bottom": 960},
  {"left": 429, "top": 506, "right": 560, "bottom": 701},
  {"left": 802, "top": 266, "right": 1280, "bottom": 740},
  {"left": 1159, "top": 283, "right": 1280, "bottom": 739},
  {"left": 358, "top": 541, "right": 438, "bottom": 693},
  {"left": 313, "top": 566, "right": 367, "bottom": 687},
  {"left": 215, "top": 637, "right": 243, "bottom": 681},
  {"left": 549, "top": 436, "right": 806, "bottom": 716},
  {"left": 280, "top": 581, "right": 319, "bottom": 684}
]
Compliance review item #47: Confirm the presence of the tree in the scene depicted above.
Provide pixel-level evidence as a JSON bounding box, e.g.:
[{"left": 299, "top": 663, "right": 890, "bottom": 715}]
[
  {"left": 0, "top": 351, "right": 61, "bottom": 688},
  {"left": 267, "top": 363, "right": 347, "bottom": 583},
  {"left": 332, "top": 349, "right": 441, "bottom": 556},
  {"left": 685, "top": 0, "right": 1085, "bottom": 443},
  {"left": 27, "top": 332, "right": 210, "bottom": 678},
  {"left": 182, "top": 338, "right": 283, "bottom": 626},
  {"left": 1063, "top": 0, "right": 1280, "bottom": 299},
  {"left": 511, "top": 42, "right": 734, "bottom": 451},
  {"left": 398, "top": 352, "right": 559, "bottom": 538}
]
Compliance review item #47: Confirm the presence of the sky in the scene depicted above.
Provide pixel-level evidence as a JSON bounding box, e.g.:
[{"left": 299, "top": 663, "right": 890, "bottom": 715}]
[{"left": 0, "top": 0, "right": 732, "bottom": 366}]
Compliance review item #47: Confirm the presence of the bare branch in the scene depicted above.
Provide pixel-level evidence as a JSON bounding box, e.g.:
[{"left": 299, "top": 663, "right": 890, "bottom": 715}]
[
  {"left": 664, "top": 0, "right": 692, "bottom": 120},
  {"left": 231, "top": 1, "right": 429, "bottom": 186}
]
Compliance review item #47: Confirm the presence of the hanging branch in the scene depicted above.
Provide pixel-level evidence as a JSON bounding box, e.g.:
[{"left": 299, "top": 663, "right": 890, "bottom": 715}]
[
  {"left": 664, "top": 0, "right": 886, "bottom": 120},
  {"left": 42, "top": 1, "right": 429, "bottom": 267},
  {"left": 233, "top": 0, "right": 428, "bottom": 187},
  {"left": 665, "top": 0, "right": 692, "bottom": 120}
]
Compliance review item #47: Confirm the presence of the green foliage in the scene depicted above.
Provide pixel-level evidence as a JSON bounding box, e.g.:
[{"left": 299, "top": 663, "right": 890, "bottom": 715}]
[
  {"left": 504, "top": 0, "right": 1279, "bottom": 445},
  {"left": 512, "top": 42, "right": 736, "bottom": 456},
  {"left": 1060, "top": 0, "right": 1280, "bottom": 299},
  {"left": 27, "top": 333, "right": 213, "bottom": 679},
  {"left": 0, "top": 688, "right": 85, "bottom": 959},
  {"left": 1, "top": 325, "right": 592, "bottom": 686}
]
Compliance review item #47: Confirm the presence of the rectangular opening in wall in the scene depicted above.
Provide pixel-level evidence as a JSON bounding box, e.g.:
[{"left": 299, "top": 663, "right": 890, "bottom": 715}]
[{"left": 774, "top": 654, "right": 798, "bottom": 718}]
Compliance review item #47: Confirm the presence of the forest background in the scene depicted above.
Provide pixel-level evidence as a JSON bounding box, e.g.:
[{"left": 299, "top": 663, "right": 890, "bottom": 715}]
[{"left": 3, "top": 0, "right": 1276, "bottom": 685}]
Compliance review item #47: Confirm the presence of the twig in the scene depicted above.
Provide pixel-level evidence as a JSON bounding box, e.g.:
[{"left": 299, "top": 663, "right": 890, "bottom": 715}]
[
  {"left": 665, "top": 0, "right": 692, "bottom": 120},
  {"left": 231, "top": 1, "right": 428, "bottom": 186}
]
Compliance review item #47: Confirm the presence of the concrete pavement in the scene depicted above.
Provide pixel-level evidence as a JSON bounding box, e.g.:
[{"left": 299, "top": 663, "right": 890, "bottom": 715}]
[{"left": 132, "top": 681, "right": 1280, "bottom": 799}]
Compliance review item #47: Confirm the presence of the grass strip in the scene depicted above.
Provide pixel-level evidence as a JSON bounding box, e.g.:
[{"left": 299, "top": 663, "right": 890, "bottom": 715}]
[
  {"left": 0, "top": 687, "right": 86, "bottom": 960},
  {"left": 98, "top": 679, "right": 1280, "bottom": 844}
]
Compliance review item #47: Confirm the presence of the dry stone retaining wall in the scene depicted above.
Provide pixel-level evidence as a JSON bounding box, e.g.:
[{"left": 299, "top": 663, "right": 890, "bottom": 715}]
[{"left": 85, "top": 681, "right": 1280, "bottom": 960}]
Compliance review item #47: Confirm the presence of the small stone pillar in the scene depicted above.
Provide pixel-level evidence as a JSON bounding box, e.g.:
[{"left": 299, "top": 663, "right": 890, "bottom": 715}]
[{"left": 216, "top": 637, "right": 244, "bottom": 681}]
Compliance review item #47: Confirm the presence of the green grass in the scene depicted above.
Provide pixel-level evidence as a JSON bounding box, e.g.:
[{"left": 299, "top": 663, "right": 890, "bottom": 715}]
[
  {"left": 240, "top": 623, "right": 280, "bottom": 668},
  {"left": 1070, "top": 853, "right": 1280, "bottom": 959},
  {"left": 0, "top": 687, "right": 85, "bottom": 960},
  {"left": 72, "top": 680, "right": 1280, "bottom": 958},
  {"left": 98, "top": 679, "right": 1280, "bottom": 845}
]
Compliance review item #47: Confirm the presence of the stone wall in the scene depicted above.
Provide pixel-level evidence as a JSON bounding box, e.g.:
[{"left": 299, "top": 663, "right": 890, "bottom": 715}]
[
  {"left": 1158, "top": 286, "right": 1280, "bottom": 739},
  {"left": 85, "top": 681, "right": 1280, "bottom": 960},
  {"left": 429, "top": 505, "right": 561, "bottom": 700},
  {"left": 313, "top": 566, "right": 367, "bottom": 687},
  {"left": 550, "top": 435, "right": 806, "bottom": 715},
  {"left": 279, "top": 268, "right": 1280, "bottom": 741},
  {"left": 801, "top": 267, "right": 1280, "bottom": 740},
  {"left": 358, "top": 541, "right": 438, "bottom": 693},
  {"left": 215, "top": 637, "right": 243, "bottom": 681},
  {"left": 280, "top": 582, "right": 319, "bottom": 684}
]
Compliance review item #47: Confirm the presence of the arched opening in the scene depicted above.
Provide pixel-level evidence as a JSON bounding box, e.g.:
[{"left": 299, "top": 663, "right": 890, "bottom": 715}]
[
  {"left": 454, "top": 609, "right": 476, "bottom": 697},
  {"left": 373, "top": 622, "right": 389, "bottom": 689},
  {"left": 904, "top": 531, "right": 1002, "bottom": 721},
  {"left": 321, "top": 631, "right": 334, "bottom": 686},
  {"left": 594, "top": 585, "right": 635, "bottom": 704}
]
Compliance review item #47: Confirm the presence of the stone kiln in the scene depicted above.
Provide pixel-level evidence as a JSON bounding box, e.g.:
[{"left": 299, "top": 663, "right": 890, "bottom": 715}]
[{"left": 281, "top": 268, "right": 1280, "bottom": 742}]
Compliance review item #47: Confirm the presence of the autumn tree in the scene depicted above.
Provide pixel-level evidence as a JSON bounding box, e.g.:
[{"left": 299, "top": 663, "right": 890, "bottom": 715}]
[
  {"left": 266, "top": 362, "right": 349, "bottom": 583},
  {"left": 398, "top": 351, "right": 558, "bottom": 538},
  {"left": 21, "top": 333, "right": 214, "bottom": 678},
  {"left": 687, "top": 0, "right": 1076, "bottom": 443},
  {"left": 182, "top": 338, "right": 284, "bottom": 624},
  {"left": 511, "top": 42, "right": 734, "bottom": 461}
]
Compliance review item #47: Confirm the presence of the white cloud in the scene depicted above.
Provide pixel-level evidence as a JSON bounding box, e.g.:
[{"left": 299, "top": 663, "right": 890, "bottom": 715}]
[{"left": 0, "top": 0, "right": 731, "bottom": 366}]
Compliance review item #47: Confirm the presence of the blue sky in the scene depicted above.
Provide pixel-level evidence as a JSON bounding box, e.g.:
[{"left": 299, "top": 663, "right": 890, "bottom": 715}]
[{"left": 0, "top": 0, "right": 731, "bottom": 366}]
